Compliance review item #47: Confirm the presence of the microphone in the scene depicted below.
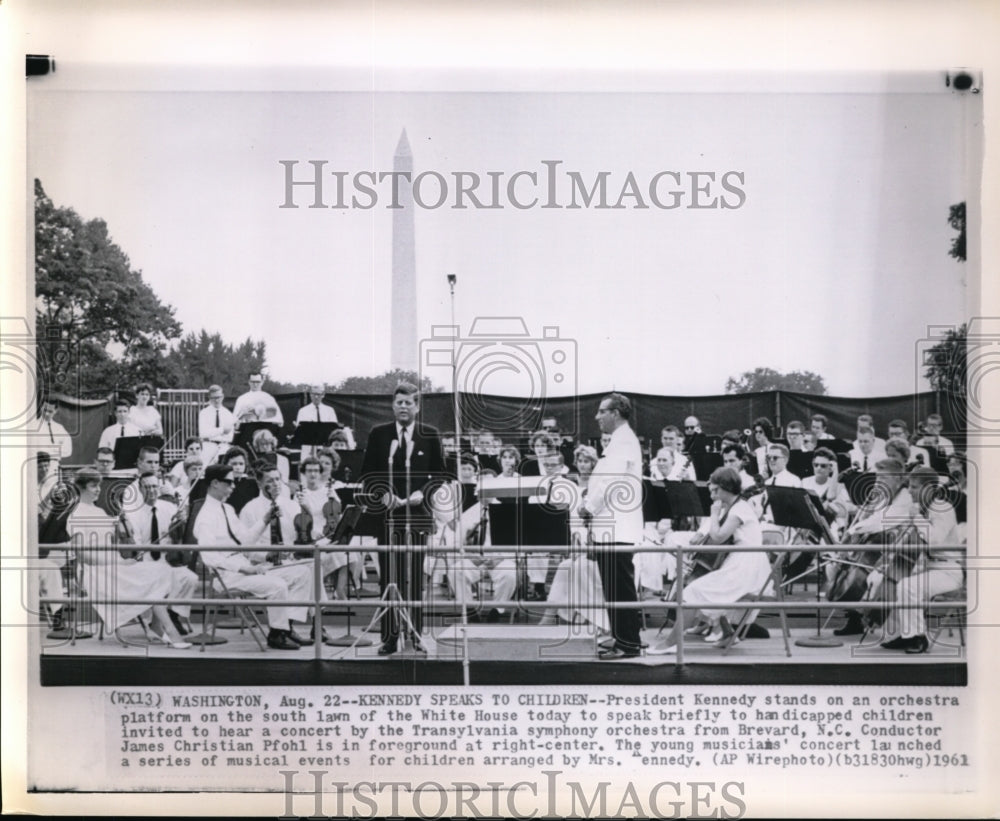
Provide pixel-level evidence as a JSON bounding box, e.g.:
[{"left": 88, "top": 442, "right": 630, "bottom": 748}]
[
  {"left": 388, "top": 439, "right": 399, "bottom": 464},
  {"left": 405, "top": 436, "right": 414, "bottom": 466}
]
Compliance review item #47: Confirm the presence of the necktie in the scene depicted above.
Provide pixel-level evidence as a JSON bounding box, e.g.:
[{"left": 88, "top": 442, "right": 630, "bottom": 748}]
[
  {"left": 149, "top": 504, "right": 161, "bottom": 560},
  {"left": 215, "top": 409, "right": 220, "bottom": 427},
  {"left": 222, "top": 506, "right": 241, "bottom": 545},
  {"left": 396, "top": 429, "right": 408, "bottom": 470},
  {"left": 121, "top": 425, "right": 125, "bottom": 436},
  {"left": 270, "top": 504, "right": 283, "bottom": 545},
  {"left": 47, "top": 422, "right": 54, "bottom": 444},
  {"left": 863, "top": 456, "right": 868, "bottom": 471}
]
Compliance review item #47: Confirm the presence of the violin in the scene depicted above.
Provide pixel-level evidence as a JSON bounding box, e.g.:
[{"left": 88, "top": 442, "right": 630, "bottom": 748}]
[
  {"left": 116, "top": 511, "right": 138, "bottom": 560},
  {"left": 321, "top": 478, "right": 342, "bottom": 541},
  {"left": 264, "top": 488, "right": 288, "bottom": 565}
]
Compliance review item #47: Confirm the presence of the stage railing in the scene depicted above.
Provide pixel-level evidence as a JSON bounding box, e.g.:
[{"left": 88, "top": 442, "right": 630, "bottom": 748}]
[{"left": 39, "top": 541, "right": 967, "bottom": 665}]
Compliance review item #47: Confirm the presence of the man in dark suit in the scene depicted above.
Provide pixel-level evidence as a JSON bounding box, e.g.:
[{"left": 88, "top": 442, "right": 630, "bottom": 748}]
[{"left": 359, "top": 383, "right": 446, "bottom": 655}]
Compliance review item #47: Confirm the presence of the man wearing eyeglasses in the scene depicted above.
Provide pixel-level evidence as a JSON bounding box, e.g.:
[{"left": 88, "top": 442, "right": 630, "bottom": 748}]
[
  {"left": 802, "top": 447, "right": 854, "bottom": 536},
  {"left": 192, "top": 463, "right": 315, "bottom": 650},
  {"left": 682, "top": 416, "right": 707, "bottom": 456},
  {"left": 93, "top": 447, "right": 116, "bottom": 477},
  {"left": 232, "top": 373, "right": 284, "bottom": 426}
]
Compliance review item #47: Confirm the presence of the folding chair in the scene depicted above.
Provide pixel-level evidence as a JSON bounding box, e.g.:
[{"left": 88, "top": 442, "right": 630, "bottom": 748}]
[
  {"left": 202, "top": 564, "right": 268, "bottom": 652},
  {"left": 928, "top": 584, "right": 966, "bottom": 648}
]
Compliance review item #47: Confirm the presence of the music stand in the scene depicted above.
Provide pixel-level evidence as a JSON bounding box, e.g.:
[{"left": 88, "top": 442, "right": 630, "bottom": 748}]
[
  {"left": 293, "top": 422, "right": 340, "bottom": 449},
  {"left": 476, "top": 454, "right": 501, "bottom": 475},
  {"left": 112, "top": 437, "right": 143, "bottom": 472},
  {"left": 333, "top": 450, "right": 365, "bottom": 484},
  {"left": 765, "top": 486, "right": 842, "bottom": 648},
  {"left": 642, "top": 479, "right": 670, "bottom": 522},
  {"left": 324, "top": 505, "right": 372, "bottom": 647},
  {"left": 663, "top": 481, "right": 710, "bottom": 518},
  {"left": 96, "top": 476, "right": 136, "bottom": 516},
  {"left": 691, "top": 452, "right": 723, "bottom": 481}
]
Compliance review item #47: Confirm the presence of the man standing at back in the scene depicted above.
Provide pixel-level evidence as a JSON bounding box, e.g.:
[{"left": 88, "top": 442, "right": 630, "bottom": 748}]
[
  {"left": 579, "top": 393, "right": 644, "bottom": 659},
  {"left": 233, "top": 372, "right": 284, "bottom": 426},
  {"left": 359, "top": 383, "right": 445, "bottom": 655}
]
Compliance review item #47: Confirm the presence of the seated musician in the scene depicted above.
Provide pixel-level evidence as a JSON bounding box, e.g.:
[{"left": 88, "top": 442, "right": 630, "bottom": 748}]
[
  {"left": 519, "top": 431, "right": 559, "bottom": 477},
  {"left": 784, "top": 420, "right": 807, "bottom": 451},
  {"left": 124, "top": 470, "right": 199, "bottom": 634},
  {"left": 539, "top": 445, "right": 609, "bottom": 632},
  {"left": 682, "top": 416, "right": 707, "bottom": 455},
  {"left": 876, "top": 466, "right": 963, "bottom": 654},
  {"left": 801, "top": 446, "right": 854, "bottom": 537},
  {"left": 98, "top": 398, "right": 141, "bottom": 452},
  {"left": 810, "top": 413, "right": 835, "bottom": 441},
  {"left": 802, "top": 431, "right": 818, "bottom": 452},
  {"left": 251, "top": 428, "right": 290, "bottom": 491},
  {"left": 327, "top": 427, "right": 357, "bottom": 450},
  {"left": 852, "top": 416, "right": 887, "bottom": 461},
  {"left": 295, "top": 455, "right": 360, "bottom": 601},
  {"left": 193, "top": 463, "right": 319, "bottom": 650},
  {"left": 425, "top": 475, "right": 516, "bottom": 624},
  {"left": 649, "top": 467, "right": 771, "bottom": 654},
  {"left": 221, "top": 445, "right": 251, "bottom": 480},
  {"left": 884, "top": 438, "right": 911, "bottom": 468},
  {"left": 916, "top": 413, "right": 954, "bottom": 456},
  {"left": 650, "top": 444, "right": 697, "bottom": 482},
  {"left": 524, "top": 451, "right": 573, "bottom": 599},
  {"left": 764, "top": 444, "right": 801, "bottom": 488},
  {"left": 168, "top": 437, "right": 204, "bottom": 487},
  {"left": 68, "top": 468, "right": 190, "bottom": 648},
  {"left": 94, "top": 447, "right": 116, "bottom": 477},
  {"left": 498, "top": 445, "right": 521, "bottom": 478},
  {"left": 833, "top": 457, "right": 912, "bottom": 636},
  {"left": 848, "top": 426, "right": 883, "bottom": 473},
  {"left": 886, "top": 419, "right": 930, "bottom": 467}
]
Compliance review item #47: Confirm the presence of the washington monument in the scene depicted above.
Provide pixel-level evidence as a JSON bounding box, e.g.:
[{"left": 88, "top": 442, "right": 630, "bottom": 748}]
[{"left": 390, "top": 128, "right": 417, "bottom": 372}]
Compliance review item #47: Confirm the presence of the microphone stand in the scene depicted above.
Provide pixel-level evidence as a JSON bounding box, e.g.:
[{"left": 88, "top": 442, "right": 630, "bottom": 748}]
[{"left": 449, "top": 274, "right": 471, "bottom": 686}]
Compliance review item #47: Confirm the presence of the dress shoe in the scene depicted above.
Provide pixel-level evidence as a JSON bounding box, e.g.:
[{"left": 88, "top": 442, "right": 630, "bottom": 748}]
[
  {"left": 167, "top": 640, "right": 193, "bottom": 650},
  {"left": 904, "top": 635, "right": 930, "bottom": 654},
  {"left": 288, "top": 631, "right": 314, "bottom": 647},
  {"left": 646, "top": 642, "right": 678, "bottom": 656},
  {"left": 880, "top": 636, "right": 907, "bottom": 650},
  {"left": 377, "top": 640, "right": 398, "bottom": 656},
  {"left": 267, "top": 629, "right": 301, "bottom": 650},
  {"left": 598, "top": 645, "right": 642, "bottom": 660},
  {"left": 834, "top": 615, "right": 865, "bottom": 636},
  {"left": 597, "top": 636, "right": 616, "bottom": 650}
]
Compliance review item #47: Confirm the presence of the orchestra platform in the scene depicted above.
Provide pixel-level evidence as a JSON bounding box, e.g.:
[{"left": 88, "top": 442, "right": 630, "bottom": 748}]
[{"left": 38, "top": 606, "right": 967, "bottom": 687}]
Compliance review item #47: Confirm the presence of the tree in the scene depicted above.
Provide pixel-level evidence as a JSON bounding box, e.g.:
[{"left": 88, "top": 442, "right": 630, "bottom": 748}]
[
  {"left": 161, "top": 330, "right": 268, "bottom": 398},
  {"left": 922, "top": 323, "right": 966, "bottom": 402},
  {"left": 725, "top": 367, "right": 828, "bottom": 395},
  {"left": 35, "top": 179, "right": 182, "bottom": 394},
  {"left": 336, "top": 368, "right": 441, "bottom": 394},
  {"left": 948, "top": 202, "right": 966, "bottom": 262}
]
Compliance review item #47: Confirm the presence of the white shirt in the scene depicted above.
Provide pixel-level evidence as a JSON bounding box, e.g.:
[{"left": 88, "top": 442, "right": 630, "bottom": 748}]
[
  {"left": 581, "top": 423, "right": 644, "bottom": 545},
  {"left": 99, "top": 421, "right": 142, "bottom": 452},
  {"left": 125, "top": 498, "right": 178, "bottom": 545},
  {"left": 239, "top": 494, "right": 301, "bottom": 549},
  {"left": 766, "top": 469, "right": 802, "bottom": 489},
  {"left": 36, "top": 417, "right": 73, "bottom": 461},
  {"left": 232, "top": 389, "right": 284, "bottom": 426},
  {"left": 295, "top": 403, "right": 338, "bottom": 424},
  {"left": 192, "top": 496, "right": 266, "bottom": 574},
  {"left": 847, "top": 446, "right": 886, "bottom": 472},
  {"left": 915, "top": 435, "right": 955, "bottom": 457},
  {"left": 198, "top": 404, "right": 235, "bottom": 447}
]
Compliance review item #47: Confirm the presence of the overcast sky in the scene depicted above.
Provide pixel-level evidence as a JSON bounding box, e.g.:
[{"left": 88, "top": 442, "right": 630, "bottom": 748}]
[{"left": 28, "top": 72, "right": 978, "bottom": 398}]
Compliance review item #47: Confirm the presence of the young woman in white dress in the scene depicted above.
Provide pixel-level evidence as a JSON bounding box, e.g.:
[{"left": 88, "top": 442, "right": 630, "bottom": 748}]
[
  {"left": 128, "top": 382, "right": 164, "bottom": 437},
  {"left": 649, "top": 466, "right": 770, "bottom": 654},
  {"left": 66, "top": 468, "right": 190, "bottom": 648}
]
